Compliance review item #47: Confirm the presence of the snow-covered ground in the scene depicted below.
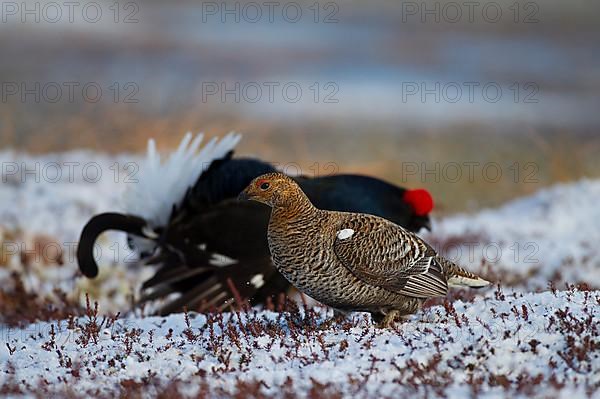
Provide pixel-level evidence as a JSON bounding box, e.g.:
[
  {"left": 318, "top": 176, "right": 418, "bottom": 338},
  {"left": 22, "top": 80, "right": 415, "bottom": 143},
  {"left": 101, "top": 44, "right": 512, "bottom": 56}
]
[
  {"left": 427, "top": 178, "right": 600, "bottom": 290},
  {"left": 0, "top": 147, "right": 599, "bottom": 397},
  {"left": 1, "top": 289, "right": 598, "bottom": 397}
]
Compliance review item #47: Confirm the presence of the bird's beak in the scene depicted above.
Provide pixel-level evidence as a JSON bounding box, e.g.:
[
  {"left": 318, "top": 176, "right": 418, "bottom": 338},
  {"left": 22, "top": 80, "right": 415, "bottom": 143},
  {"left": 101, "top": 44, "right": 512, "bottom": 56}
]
[
  {"left": 422, "top": 220, "right": 432, "bottom": 232},
  {"left": 237, "top": 189, "right": 250, "bottom": 201}
]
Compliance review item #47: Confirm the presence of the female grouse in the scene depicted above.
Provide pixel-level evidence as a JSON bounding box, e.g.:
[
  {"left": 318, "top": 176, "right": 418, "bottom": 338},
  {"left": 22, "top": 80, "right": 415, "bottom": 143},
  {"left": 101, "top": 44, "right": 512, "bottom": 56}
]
[{"left": 239, "top": 172, "right": 489, "bottom": 326}]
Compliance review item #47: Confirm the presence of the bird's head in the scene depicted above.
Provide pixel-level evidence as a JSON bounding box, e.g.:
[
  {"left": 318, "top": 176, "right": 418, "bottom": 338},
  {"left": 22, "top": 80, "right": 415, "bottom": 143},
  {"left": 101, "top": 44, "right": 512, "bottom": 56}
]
[
  {"left": 238, "top": 172, "right": 305, "bottom": 208},
  {"left": 402, "top": 188, "right": 434, "bottom": 231}
]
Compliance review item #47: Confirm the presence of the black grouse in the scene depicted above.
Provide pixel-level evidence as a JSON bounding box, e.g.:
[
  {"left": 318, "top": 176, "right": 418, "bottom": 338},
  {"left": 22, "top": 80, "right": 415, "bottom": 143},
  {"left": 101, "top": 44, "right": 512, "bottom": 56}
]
[
  {"left": 239, "top": 173, "right": 488, "bottom": 327},
  {"left": 77, "top": 134, "right": 434, "bottom": 315}
]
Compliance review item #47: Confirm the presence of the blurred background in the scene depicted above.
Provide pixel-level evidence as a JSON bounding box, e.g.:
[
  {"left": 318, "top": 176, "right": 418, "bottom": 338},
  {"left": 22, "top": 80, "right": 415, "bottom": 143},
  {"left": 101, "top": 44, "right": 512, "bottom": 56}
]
[{"left": 1, "top": 0, "right": 599, "bottom": 213}]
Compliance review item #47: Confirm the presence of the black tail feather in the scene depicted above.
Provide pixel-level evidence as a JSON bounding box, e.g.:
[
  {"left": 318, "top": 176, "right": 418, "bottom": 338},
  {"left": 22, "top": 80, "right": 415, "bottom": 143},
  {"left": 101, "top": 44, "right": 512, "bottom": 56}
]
[
  {"left": 77, "top": 212, "right": 148, "bottom": 278},
  {"left": 152, "top": 276, "right": 225, "bottom": 316},
  {"left": 141, "top": 265, "right": 213, "bottom": 291},
  {"left": 138, "top": 256, "right": 289, "bottom": 315}
]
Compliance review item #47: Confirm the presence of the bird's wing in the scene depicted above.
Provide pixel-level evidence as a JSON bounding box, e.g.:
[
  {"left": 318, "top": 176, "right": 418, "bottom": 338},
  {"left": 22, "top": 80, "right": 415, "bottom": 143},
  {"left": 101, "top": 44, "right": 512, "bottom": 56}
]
[{"left": 332, "top": 214, "right": 448, "bottom": 298}]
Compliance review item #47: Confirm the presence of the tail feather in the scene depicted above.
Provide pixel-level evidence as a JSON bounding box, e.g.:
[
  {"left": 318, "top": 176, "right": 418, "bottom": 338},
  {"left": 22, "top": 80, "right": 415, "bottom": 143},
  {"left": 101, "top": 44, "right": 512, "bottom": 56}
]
[
  {"left": 77, "top": 212, "right": 148, "bottom": 278},
  {"left": 447, "top": 275, "right": 490, "bottom": 288},
  {"left": 123, "top": 132, "right": 242, "bottom": 227},
  {"left": 437, "top": 257, "right": 491, "bottom": 288},
  {"left": 151, "top": 276, "right": 227, "bottom": 316},
  {"left": 137, "top": 257, "right": 290, "bottom": 315},
  {"left": 141, "top": 265, "right": 213, "bottom": 290}
]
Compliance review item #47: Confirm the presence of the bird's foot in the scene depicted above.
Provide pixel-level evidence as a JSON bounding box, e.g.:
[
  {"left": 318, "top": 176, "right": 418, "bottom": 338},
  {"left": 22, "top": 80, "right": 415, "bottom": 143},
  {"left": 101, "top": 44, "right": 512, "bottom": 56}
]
[{"left": 373, "top": 310, "right": 407, "bottom": 328}]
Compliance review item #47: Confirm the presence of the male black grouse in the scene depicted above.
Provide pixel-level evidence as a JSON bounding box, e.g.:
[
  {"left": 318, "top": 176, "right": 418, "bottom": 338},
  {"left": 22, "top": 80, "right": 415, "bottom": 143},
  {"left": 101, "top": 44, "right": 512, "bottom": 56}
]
[{"left": 77, "top": 133, "right": 434, "bottom": 315}]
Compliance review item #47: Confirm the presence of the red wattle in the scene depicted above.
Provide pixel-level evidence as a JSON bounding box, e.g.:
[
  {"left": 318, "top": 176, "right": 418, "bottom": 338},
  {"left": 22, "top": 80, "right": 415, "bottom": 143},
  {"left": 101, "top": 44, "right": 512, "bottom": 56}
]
[{"left": 403, "top": 189, "right": 434, "bottom": 216}]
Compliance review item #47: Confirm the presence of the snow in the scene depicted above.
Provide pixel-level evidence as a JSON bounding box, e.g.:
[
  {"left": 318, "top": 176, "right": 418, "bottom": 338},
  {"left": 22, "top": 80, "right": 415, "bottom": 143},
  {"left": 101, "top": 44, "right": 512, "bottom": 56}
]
[
  {"left": 426, "top": 179, "right": 600, "bottom": 290},
  {"left": 0, "top": 149, "right": 155, "bottom": 313},
  {"left": 1, "top": 289, "right": 598, "bottom": 397},
  {"left": 0, "top": 145, "right": 599, "bottom": 397}
]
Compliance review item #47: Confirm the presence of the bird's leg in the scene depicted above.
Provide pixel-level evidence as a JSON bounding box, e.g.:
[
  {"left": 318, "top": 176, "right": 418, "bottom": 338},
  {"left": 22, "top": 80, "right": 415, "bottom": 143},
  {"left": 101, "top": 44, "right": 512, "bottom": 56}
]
[
  {"left": 333, "top": 309, "right": 349, "bottom": 323},
  {"left": 371, "top": 312, "right": 385, "bottom": 325},
  {"left": 373, "top": 310, "right": 405, "bottom": 328},
  {"left": 319, "top": 309, "right": 348, "bottom": 330}
]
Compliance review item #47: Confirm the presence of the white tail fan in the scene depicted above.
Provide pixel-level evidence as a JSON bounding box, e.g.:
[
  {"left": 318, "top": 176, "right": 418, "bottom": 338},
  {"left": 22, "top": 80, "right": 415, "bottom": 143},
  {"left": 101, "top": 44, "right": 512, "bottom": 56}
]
[
  {"left": 447, "top": 275, "right": 490, "bottom": 288},
  {"left": 123, "top": 132, "right": 242, "bottom": 226}
]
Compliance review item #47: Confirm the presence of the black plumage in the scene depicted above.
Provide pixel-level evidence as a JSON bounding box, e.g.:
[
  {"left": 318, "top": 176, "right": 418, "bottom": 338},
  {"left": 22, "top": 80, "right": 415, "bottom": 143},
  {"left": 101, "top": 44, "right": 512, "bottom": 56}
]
[{"left": 78, "top": 153, "right": 433, "bottom": 315}]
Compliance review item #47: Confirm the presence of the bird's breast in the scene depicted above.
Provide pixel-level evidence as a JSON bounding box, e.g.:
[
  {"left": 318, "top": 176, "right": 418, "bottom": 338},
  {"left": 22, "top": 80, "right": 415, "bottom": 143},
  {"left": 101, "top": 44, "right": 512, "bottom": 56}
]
[{"left": 268, "top": 221, "right": 332, "bottom": 284}]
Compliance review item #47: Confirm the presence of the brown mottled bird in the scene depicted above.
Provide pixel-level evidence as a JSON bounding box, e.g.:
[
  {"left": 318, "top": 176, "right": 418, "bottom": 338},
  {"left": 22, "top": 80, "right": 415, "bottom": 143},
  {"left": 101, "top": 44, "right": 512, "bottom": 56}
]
[{"left": 239, "top": 172, "right": 490, "bottom": 326}]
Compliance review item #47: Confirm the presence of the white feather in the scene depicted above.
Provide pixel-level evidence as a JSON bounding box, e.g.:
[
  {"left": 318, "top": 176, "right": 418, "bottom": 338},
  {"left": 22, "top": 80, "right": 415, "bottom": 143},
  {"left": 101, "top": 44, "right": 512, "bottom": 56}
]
[
  {"left": 250, "top": 274, "right": 265, "bottom": 289},
  {"left": 123, "top": 132, "right": 242, "bottom": 226},
  {"left": 209, "top": 253, "right": 238, "bottom": 267},
  {"left": 336, "top": 229, "right": 355, "bottom": 240},
  {"left": 448, "top": 276, "right": 490, "bottom": 288}
]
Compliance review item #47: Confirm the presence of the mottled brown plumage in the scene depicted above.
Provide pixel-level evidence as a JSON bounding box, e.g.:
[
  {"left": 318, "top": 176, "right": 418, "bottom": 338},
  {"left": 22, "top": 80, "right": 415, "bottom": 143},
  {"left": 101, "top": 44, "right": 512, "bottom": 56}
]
[{"left": 239, "top": 172, "right": 489, "bottom": 326}]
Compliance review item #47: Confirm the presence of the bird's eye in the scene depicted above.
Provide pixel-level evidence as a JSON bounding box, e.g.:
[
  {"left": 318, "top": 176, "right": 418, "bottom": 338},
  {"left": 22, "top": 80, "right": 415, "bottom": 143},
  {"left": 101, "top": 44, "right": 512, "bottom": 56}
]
[{"left": 260, "top": 182, "right": 270, "bottom": 190}]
